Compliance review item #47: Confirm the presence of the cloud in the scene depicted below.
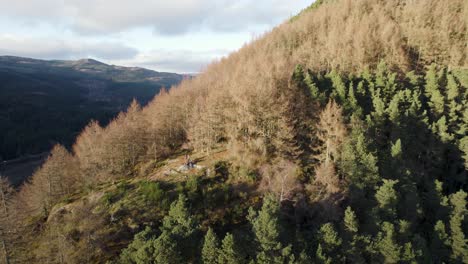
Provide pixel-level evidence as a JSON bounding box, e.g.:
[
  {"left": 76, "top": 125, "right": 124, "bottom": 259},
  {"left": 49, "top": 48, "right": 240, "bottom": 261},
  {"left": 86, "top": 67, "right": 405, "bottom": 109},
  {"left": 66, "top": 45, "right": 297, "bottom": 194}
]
[
  {"left": 0, "top": 35, "right": 138, "bottom": 60},
  {"left": 112, "top": 49, "right": 230, "bottom": 73},
  {"left": 0, "top": 0, "right": 310, "bottom": 35}
]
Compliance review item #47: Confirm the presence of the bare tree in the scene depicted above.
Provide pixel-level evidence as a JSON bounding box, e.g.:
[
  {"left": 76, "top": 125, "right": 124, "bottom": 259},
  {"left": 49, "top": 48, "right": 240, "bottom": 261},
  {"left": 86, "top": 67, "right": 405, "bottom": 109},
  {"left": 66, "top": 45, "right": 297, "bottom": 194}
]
[
  {"left": 260, "top": 160, "right": 300, "bottom": 202},
  {"left": 312, "top": 100, "right": 347, "bottom": 194}
]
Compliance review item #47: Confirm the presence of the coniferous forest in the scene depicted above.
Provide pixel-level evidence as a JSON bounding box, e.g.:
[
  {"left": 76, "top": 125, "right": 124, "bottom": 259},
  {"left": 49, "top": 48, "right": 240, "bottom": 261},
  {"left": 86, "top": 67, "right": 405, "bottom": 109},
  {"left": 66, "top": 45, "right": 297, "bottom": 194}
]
[{"left": 0, "top": 0, "right": 467, "bottom": 263}]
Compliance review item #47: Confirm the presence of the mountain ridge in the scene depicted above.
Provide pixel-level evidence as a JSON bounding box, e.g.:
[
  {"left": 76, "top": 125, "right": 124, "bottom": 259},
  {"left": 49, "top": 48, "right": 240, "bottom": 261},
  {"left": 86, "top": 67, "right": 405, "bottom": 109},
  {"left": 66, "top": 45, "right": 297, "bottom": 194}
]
[{"left": 0, "top": 55, "right": 184, "bottom": 168}]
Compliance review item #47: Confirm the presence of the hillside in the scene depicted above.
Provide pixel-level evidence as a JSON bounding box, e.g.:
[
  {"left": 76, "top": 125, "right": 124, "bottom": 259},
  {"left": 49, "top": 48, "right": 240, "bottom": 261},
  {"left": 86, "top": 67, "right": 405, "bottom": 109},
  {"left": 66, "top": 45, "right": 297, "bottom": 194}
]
[
  {"left": 0, "top": 55, "right": 183, "bottom": 168},
  {"left": 0, "top": 0, "right": 467, "bottom": 263}
]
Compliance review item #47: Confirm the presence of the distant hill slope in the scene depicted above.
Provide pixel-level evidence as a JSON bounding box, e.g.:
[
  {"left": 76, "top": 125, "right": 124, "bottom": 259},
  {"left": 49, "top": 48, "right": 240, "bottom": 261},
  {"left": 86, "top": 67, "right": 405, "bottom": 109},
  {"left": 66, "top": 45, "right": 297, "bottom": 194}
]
[{"left": 0, "top": 56, "right": 184, "bottom": 160}]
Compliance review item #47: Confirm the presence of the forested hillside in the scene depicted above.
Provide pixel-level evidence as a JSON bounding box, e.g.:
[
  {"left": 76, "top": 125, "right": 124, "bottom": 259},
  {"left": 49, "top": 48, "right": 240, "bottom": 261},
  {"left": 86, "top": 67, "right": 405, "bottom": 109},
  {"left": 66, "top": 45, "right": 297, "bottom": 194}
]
[
  {"left": 0, "top": 56, "right": 183, "bottom": 160},
  {"left": 0, "top": 0, "right": 467, "bottom": 263}
]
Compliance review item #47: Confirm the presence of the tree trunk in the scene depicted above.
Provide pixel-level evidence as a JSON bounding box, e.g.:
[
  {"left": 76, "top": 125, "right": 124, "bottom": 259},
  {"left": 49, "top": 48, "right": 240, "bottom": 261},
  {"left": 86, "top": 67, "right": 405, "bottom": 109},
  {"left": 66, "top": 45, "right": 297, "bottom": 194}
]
[{"left": 1, "top": 239, "right": 9, "bottom": 264}]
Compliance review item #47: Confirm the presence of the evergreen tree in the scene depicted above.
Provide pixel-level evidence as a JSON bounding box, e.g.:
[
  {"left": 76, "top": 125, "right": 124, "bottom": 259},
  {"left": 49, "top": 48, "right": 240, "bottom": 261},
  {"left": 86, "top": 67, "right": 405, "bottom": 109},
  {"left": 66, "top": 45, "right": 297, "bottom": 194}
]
[
  {"left": 377, "top": 222, "right": 401, "bottom": 263},
  {"left": 119, "top": 227, "right": 157, "bottom": 264},
  {"left": 387, "top": 93, "right": 402, "bottom": 123},
  {"left": 315, "top": 243, "right": 332, "bottom": 264},
  {"left": 432, "top": 116, "right": 453, "bottom": 142},
  {"left": 375, "top": 179, "right": 399, "bottom": 220},
  {"left": 347, "top": 82, "right": 359, "bottom": 112},
  {"left": 329, "top": 70, "right": 347, "bottom": 102},
  {"left": 401, "top": 242, "right": 417, "bottom": 264},
  {"left": 424, "top": 64, "right": 445, "bottom": 117},
  {"left": 317, "top": 222, "right": 342, "bottom": 262},
  {"left": 344, "top": 206, "right": 359, "bottom": 233},
  {"left": 371, "top": 88, "right": 386, "bottom": 122},
  {"left": 161, "top": 194, "right": 198, "bottom": 259},
  {"left": 161, "top": 194, "right": 197, "bottom": 239},
  {"left": 218, "top": 233, "right": 242, "bottom": 264},
  {"left": 448, "top": 190, "right": 468, "bottom": 263},
  {"left": 202, "top": 228, "right": 220, "bottom": 264},
  {"left": 248, "top": 195, "right": 293, "bottom": 263},
  {"left": 390, "top": 139, "right": 402, "bottom": 159},
  {"left": 446, "top": 73, "right": 463, "bottom": 133},
  {"left": 152, "top": 231, "right": 181, "bottom": 264},
  {"left": 430, "top": 220, "right": 450, "bottom": 263},
  {"left": 304, "top": 70, "right": 323, "bottom": 103}
]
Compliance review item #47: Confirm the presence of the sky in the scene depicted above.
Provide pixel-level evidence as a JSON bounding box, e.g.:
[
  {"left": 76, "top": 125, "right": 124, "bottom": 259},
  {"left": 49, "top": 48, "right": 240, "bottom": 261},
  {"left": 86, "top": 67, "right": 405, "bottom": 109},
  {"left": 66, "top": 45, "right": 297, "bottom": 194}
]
[{"left": 0, "top": 0, "right": 312, "bottom": 73}]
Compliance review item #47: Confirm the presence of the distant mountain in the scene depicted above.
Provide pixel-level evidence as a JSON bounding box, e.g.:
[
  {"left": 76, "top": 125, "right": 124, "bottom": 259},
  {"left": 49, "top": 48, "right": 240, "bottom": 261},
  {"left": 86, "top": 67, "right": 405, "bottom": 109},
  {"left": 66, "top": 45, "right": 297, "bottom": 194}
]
[{"left": 0, "top": 56, "right": 184, "bottom": 161}]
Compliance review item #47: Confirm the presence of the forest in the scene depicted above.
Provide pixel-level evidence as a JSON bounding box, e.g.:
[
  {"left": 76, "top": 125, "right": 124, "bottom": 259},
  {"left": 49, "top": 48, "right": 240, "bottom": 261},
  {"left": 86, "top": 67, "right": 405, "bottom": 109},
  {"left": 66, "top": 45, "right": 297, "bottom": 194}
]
[{"left": 0, "top": 0, "right": 466, "bottom": 263}]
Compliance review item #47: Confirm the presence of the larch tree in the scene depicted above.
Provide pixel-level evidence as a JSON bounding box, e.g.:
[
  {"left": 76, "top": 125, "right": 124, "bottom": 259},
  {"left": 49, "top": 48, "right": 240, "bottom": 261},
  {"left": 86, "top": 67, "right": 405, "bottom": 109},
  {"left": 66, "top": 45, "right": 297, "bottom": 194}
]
[
  {"left": 313, "top": 100, "right": 346, "bottom": 194},
  {"left": 100, "top": 100, "right": 149, "bottom": 178},
  {"left": 0, "top": 177, "right": 13, "bottom": 264},
  {"left": 20, "top": 144, "right": 79, "bottom": 216},
  {"left": 73, "top": 120, "right": 105, "bottom": 184},
  {"left": 315, "top": 100, "right": 347, "bottom": 165}
]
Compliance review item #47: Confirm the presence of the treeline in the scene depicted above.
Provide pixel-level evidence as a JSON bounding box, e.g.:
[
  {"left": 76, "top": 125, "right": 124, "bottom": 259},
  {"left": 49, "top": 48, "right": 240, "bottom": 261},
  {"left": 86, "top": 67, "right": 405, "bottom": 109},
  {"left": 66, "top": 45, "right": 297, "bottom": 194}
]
[{"left": 0, "top": 0, "right": 467, "bottom": 263}]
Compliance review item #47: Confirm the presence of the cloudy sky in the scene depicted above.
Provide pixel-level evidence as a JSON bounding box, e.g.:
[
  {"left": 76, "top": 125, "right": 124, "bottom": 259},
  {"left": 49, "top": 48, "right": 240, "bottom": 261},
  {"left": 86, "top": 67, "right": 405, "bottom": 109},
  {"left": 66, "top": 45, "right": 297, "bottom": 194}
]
[{"left": 0, "top": 0, "right": 311, "bottom": 73}]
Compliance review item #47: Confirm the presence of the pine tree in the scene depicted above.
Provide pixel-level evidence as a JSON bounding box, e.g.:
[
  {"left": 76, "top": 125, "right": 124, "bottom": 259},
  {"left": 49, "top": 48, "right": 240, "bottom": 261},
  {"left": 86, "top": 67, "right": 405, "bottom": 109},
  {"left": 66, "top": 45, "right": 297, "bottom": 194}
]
[
  {"left": 344, "top": 206, "right": 359, "bottom": 233},
  {"left": 391, "top": 139, "right": 402, "bottom": 159},
  {"left": 371, "top": 88, "right": 386, "bottom": 121},
  {"left": 304, "top": 70, "right": 322, "bottom": 103},
  {"left": 347, "top": 82, "right": 359, "bottom": 112},
  {"left": 159, "top": 194, "right": 197, "bottom": 260},
  {"left": 119, "top": 226, "right": 156, "bottom": 264},
  {"left": 387, "top": 93, "right": 402, "bottom": 123},
  {"left": 316, "top": 243, "right": 332, "bottom": 264},
  {"left": 375, "top": 61, "right": 397, "bottom": 101},
  {"left": 249, "top": 195, "right": 282, "bottom": 253},
  {"left": 218, "top": 233, "right": 242, "bottom": 264},
  {"left": 424, "top": 64, "right": 445, "bottom": 117},
  {"left": 248, "top": 195, "right": 293, "bottom": 263},
  {"left": 375, "top": 179, "right": 399, "bottom": 220},
  {"left": 152, "top": 231, "right": 181, "bottom": 264},
  {"left": 329, "top": 70, "right": 347, "bottom": 102},
  {"left": 377, "top": 222, "right": 401, "bottom": 263},
  {"left": 161, "top": 194, "right": 196, "bottom": 239},
  {"left": 430, "top": 220, "right": 450, "bottom": 263},
  {"left": 318, "top": 223, "right": 342, "bottom": 254},
  {"left": 401, "top": 242, "right": 417, "bottom": 264},
  {"left": 202, "top": 228, "right": 220, "bottom": 264},
  {"left": 448, "top": 190, "right": 468, "bottom": 263},
  {"left": 446, "top": 73, "right": 463, "bottom": 133},
  {"left": 340, "top": 126, "right": 380, "bottom": 191},
  {"left": 432, "top": 116, "right": 453, "bottom": 142}
]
